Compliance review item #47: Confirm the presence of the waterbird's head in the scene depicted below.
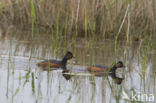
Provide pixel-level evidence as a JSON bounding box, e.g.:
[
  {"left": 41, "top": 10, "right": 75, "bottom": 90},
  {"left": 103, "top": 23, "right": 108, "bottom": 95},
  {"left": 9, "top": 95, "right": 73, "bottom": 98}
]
[
  {"left": 65, "top": 51, "right": 74, "bottom": 60},
  {"left": 115, "top": 61, "right": 125, "bottom": 68}
]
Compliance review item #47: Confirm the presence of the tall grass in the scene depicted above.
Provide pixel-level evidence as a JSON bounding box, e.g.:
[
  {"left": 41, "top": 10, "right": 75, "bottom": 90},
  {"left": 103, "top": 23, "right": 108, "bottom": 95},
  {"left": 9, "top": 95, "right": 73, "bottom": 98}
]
[
  {"left": 0, "top": 0, "right": 155, "bottom": 40},
  {"left": 29, "top": 0, "right": 36, "bottom": 60}
]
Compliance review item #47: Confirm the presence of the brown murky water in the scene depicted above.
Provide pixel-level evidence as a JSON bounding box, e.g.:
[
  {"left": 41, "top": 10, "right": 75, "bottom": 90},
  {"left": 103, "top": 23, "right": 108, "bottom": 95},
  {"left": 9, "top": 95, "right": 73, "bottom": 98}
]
[{"left": 0, "top": 38, "right": 155, "bottom": 103}]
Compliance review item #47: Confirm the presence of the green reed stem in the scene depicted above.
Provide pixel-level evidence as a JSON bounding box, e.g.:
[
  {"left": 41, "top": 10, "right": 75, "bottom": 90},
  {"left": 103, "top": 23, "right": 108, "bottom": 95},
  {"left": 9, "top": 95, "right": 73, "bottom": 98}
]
[
  {"left": 85, "top": 8, "right": 88, "bottom": 38},
  {"left": 29, "top": 0, "right": 36, "bottom": 60}
]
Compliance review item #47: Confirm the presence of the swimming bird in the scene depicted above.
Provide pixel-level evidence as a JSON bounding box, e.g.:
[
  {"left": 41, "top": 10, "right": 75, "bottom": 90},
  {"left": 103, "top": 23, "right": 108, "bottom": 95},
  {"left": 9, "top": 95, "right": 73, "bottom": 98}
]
[
  {"left": 37, "top": 51, "right": 73, "bottom": 70},
  {"left": 87, "top": 61, "right": 124, "bottom": 76},
  {"left": 87, "top": 61, "right": 124, "bottom": 84}
]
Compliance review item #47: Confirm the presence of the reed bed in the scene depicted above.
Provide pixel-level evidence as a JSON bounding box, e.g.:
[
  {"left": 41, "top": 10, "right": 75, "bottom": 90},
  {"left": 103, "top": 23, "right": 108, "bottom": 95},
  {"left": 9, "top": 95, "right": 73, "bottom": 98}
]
[{"left": 0, "top": 0, "right": 155, "bottom": 40}]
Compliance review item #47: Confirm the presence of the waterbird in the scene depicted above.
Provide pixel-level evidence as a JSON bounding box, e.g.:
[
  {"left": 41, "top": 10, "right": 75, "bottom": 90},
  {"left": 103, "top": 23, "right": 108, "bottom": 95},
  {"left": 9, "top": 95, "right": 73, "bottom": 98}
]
[
  {"left": 37, "top": 51, "right": 74, "bottom": 70},
  {"left": 87, "top": 61, "right": 124, "bottom": 76},
  {"left": 87, "top": 61, "right": 125, "bottom": 84}
]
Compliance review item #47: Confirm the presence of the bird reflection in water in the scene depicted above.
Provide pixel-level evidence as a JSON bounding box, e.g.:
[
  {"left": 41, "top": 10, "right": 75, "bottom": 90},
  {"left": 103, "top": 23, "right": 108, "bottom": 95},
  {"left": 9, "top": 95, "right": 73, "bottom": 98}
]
[{"left": 62, "top": 69, "right": 72, "bottom": 80}]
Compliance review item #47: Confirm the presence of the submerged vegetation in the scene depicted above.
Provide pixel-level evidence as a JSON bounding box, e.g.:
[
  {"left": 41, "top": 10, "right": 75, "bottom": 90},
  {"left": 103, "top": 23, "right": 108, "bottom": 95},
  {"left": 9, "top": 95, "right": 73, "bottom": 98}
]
[{"left": 0, "top": 0, "right": 155, "bottom": 40}]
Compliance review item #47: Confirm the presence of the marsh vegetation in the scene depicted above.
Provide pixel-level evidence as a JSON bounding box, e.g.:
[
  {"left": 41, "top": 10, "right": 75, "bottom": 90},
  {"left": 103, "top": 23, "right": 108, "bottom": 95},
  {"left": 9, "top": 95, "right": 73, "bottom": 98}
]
[{"left": 0, "top": 0, "right": 155, "bottom": 103}]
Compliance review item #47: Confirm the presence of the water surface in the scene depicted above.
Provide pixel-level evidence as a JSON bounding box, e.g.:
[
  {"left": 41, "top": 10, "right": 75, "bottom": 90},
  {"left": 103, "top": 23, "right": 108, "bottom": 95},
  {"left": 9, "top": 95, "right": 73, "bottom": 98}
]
[{"left": 0, "top": 38, "right": 155, "bottom": 103}]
